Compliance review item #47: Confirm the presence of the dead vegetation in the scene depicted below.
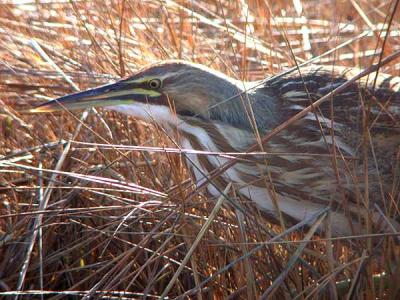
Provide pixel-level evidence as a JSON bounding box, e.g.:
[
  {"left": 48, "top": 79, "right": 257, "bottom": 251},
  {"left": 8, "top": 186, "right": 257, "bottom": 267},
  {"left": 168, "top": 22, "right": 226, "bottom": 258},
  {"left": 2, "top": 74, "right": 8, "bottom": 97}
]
[{"left": 1, "top": 0, "right": 400, "bottom": 299}]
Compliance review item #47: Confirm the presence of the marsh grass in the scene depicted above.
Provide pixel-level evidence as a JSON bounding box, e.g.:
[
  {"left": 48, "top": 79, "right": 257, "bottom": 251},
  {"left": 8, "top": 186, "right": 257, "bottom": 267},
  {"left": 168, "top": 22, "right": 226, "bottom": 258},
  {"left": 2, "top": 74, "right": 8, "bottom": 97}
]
[{"left": 1, "top": 0, "right": 400, "bottom": 299}]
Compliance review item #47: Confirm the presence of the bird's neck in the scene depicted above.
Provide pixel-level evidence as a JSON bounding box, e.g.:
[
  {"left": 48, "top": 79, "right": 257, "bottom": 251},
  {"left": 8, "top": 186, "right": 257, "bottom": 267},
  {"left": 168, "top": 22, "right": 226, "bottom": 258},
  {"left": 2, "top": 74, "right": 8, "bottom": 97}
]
[
  {"left": 106, "top": 79, "right": 280, "bottom": 137},
  {"left": 206, "top": 80, "right": 280, "bottom": 132}
]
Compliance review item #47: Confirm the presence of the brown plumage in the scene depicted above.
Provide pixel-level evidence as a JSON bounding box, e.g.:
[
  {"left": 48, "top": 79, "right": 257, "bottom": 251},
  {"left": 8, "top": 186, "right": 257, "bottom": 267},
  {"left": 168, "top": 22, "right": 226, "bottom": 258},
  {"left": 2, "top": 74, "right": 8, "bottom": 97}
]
[{"left": 31, "top": 60, "right": 400, "bottom": 236}]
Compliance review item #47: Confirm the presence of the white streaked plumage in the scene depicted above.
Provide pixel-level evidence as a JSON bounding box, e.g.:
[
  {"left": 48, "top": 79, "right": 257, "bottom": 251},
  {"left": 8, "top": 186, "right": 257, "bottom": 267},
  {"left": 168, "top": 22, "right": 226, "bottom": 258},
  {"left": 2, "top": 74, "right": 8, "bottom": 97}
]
[{"left": 33, "top": 60, "right": 400, "bottom": 236}]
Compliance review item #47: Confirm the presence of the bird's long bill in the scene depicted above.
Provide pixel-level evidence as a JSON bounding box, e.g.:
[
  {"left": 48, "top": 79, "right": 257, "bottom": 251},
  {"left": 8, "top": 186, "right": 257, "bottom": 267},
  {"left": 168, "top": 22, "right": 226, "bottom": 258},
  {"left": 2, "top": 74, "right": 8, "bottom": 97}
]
[{"left": 29, "top": 80, "right": 157, "bottom": 113}]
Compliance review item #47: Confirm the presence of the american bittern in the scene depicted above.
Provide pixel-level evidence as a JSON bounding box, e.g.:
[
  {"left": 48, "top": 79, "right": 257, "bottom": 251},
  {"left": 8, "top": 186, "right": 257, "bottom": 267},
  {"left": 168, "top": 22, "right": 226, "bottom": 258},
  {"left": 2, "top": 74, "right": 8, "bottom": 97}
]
[{"left": 31, "top": 60, "right": 400, "bottom": 236}]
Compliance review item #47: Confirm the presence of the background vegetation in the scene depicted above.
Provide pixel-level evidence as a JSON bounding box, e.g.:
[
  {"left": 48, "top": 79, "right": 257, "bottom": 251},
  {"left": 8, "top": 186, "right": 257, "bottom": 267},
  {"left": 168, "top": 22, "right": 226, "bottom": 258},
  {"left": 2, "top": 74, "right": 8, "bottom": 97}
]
[{"left": 1, "top": 0, "right": 400, "bottom": 299}]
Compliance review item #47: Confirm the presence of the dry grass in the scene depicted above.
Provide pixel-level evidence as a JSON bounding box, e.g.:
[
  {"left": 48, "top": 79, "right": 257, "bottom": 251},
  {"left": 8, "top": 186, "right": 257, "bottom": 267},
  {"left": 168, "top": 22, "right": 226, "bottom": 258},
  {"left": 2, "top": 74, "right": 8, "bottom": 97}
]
[{"left": 1, "top": 0, "right": 400, "bottom": 299}]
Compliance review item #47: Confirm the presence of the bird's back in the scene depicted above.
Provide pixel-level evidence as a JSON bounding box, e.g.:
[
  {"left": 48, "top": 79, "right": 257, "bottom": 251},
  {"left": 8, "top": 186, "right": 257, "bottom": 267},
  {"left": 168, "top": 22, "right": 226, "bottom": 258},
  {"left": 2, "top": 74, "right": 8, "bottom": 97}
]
[
  {"left": 192, "top": 65, "right": 400, "bottom": 235},
  {"left": 257, "top": 65, "right": 400, "bottom": 130}
]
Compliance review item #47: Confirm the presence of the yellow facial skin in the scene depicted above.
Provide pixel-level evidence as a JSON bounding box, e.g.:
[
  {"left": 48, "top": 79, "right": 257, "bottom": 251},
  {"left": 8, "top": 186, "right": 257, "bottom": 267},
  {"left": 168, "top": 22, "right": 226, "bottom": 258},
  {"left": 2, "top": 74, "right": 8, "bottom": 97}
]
[{"left": 28, "top": 76, "right": 165, "bottom": 113}]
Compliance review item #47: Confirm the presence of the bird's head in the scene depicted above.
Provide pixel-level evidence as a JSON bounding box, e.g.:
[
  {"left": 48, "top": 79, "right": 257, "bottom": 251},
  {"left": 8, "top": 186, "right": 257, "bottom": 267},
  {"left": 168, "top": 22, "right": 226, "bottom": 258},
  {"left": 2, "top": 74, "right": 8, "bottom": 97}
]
[{"left": 30, "top": 60, "right": 248, "bottom": 126}]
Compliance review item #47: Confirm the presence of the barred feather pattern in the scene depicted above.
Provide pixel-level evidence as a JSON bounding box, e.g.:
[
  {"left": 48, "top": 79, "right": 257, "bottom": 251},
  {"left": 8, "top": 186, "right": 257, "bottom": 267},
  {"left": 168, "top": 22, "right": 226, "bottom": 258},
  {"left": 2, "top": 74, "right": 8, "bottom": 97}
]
[{"left": 179, "top": 65, "right": 400, "bottom": 236}]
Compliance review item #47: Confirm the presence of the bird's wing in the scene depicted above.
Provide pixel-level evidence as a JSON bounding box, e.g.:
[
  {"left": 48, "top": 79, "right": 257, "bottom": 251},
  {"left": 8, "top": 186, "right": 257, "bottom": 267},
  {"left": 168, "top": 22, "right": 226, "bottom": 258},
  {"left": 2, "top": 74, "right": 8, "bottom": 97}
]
[
  {"left": 240, "top": 65, "right": 400, "bottom": 203},
  {"left": 266, "top": 65, "right": 400, "bottom": 131}
]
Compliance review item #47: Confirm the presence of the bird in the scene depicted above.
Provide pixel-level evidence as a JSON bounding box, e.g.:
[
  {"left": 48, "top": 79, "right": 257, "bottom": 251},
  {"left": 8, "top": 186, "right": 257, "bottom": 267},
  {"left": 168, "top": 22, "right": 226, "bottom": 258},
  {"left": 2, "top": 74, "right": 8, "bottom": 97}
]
[{"left": 30, "top": 60, "right": 400, "bottom": 237}]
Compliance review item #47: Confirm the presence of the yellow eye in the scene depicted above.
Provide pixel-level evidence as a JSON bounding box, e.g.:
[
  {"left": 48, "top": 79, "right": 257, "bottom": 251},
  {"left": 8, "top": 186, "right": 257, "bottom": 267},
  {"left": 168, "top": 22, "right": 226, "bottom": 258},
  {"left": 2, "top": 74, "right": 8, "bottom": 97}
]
[{"left": 148, "top": 78, "right": 162, "bottom": 89}]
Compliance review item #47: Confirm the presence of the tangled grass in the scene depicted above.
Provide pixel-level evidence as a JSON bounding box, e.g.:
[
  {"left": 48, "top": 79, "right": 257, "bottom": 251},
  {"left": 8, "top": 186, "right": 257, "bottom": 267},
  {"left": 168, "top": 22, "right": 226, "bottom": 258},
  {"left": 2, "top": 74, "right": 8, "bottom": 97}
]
[{"left": 1, "top": 0, "right": 400, "bottom": 299}]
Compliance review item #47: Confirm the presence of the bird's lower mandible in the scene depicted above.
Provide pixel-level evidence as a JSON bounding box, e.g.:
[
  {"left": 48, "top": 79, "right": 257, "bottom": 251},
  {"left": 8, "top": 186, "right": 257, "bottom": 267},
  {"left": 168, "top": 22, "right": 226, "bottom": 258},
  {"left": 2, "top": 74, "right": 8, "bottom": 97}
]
[{"left": 30, "top": 59, "right": 400, "bottom": 237}]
